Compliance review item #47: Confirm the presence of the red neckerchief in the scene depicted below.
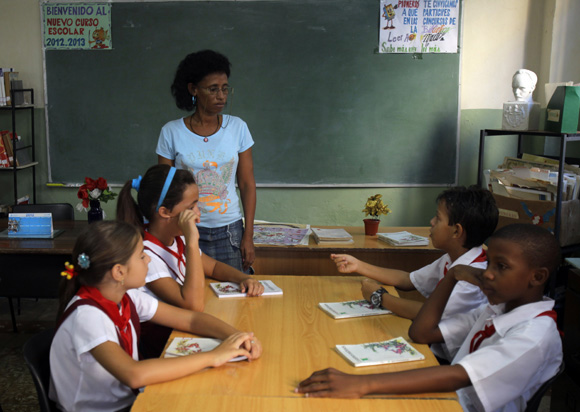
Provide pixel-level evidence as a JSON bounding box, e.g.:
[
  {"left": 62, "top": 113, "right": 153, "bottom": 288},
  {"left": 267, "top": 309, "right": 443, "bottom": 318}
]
[
  {"left": 438, "top": 249, "right": 487, "bottom": 286},
  {"left": 76, "top": 286, "right": 135, "bottom": 357},
  {"left": 469, "top": 310, "right": 557, "bottom": 353},
  {"left": 143, "top": 230, "right": 186, "bottom": 284}
]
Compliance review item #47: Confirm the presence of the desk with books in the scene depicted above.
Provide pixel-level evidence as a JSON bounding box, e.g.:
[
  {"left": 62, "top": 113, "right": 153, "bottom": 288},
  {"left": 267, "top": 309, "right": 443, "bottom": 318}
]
[
  {"left": 252, "top": 226, "right": 443, "bottom": 276},
  {"left": 131, "top": 275, "right": 460, "bottom": 412}
]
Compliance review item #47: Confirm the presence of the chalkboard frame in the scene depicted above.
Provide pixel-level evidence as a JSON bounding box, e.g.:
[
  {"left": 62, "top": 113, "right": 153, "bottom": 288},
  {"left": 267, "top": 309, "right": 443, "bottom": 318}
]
[{"left": 43, "top": 0, "right": 461, "bottom": 187}]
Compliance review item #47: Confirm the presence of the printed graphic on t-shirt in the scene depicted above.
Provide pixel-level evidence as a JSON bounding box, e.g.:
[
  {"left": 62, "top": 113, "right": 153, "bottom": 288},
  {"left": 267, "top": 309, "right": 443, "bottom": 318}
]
[{"left": 192, "top": 158, "right": 235, "bottom": 214}]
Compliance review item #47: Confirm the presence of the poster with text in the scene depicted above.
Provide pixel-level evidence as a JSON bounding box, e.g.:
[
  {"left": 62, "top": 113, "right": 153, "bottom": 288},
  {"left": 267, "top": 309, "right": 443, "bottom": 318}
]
[
  {"left": 379, "top": 0, "right": 459, "bottom": 54},
  {"left": 43, "top": 3, "right": 112, "bottom": 50}
]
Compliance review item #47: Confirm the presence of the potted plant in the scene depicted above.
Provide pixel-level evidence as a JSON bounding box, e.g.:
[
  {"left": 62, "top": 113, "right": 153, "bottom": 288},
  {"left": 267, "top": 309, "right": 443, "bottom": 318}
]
[
  {"left": 362, "top": 194, "right": 392, "bottom": 235},
  {"left": 76, "top": 177, "right": 117, "bottom": 223}
]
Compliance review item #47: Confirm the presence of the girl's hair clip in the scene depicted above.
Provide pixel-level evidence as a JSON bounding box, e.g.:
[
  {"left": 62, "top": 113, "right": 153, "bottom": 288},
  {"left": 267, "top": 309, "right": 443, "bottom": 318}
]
[
  {"left": 77, "top": 253, "right": 91, "bottom": 269},
  {"left": 61, "top": 262, "right": 78, "bottom": 280},
  {"left": 132, "top": 175, "right": 142, "bottom": 191}
]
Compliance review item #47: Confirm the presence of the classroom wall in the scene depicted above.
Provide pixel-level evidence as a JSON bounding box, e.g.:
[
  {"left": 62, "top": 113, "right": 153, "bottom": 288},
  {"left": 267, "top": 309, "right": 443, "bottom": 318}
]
[{"left": 1, "top": 0, "right": 578, "bottom": 226}]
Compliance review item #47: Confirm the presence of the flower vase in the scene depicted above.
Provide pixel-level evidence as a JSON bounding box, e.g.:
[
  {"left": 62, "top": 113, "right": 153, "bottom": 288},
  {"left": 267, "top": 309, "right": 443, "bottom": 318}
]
[
  {"left": 363, "top": 218, "right": 380, "bottom": 236},
  {"left": 88, "top": 200, "right": 103, "bottom": 224}
]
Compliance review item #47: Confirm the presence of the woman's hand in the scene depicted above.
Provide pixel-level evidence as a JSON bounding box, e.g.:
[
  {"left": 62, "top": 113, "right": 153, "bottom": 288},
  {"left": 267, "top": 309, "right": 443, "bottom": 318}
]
[
  {"left": 295, "top": 368, "right": 367, "bottom": 398},
  {"left": 240, "top": 278, "right": 264, "bottom": 296},
  {"left": 240, "top": 234, "right": 255, "bottom": 272},
  {"left": 361, "top": 278, "right": 381, "bottom": 302},
  {"left": 178, "top": 209, "right": 200, "bottom": 244},
  {"left": 210, "top": 332, "right": 253, "bottom": 367},
  {"left": 330, "top": 254, "right": 360, "bottom": 273}
]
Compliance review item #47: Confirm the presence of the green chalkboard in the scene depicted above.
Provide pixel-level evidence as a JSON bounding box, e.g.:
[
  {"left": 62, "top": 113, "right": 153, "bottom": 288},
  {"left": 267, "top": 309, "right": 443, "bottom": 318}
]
[{"left": 45, "top": 1, "right": 460, "bottom": 186}]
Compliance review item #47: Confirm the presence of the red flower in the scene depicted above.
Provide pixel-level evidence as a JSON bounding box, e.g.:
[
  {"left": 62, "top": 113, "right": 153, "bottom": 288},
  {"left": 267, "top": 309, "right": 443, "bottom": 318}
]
[
  {"left": 96, "top": 177, "right": 108, "bottom": 191},
  {"left": 77, "top": 185, "right": 88, "bottom": 200},
  {"left": 84, "top": 177, "right": 97, "bottom": 191}
]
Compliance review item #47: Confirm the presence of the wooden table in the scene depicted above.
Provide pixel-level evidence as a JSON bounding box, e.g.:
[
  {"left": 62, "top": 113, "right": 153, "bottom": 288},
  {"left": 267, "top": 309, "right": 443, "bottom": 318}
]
[
  {"left": 131, "top": 275, "right": 460, "bottom": 412},
  {"left": 253, "top": 226, "right": 443, "bottom": 276}
]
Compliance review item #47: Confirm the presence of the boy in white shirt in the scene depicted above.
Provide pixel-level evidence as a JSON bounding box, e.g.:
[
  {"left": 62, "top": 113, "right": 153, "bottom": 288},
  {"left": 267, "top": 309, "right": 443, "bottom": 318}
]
[
  {"left": 332, "top": 186, "right": 497, "bottom": 360},
  {"left": 296, "top": 223, "right": 563, "bottom": 412}
]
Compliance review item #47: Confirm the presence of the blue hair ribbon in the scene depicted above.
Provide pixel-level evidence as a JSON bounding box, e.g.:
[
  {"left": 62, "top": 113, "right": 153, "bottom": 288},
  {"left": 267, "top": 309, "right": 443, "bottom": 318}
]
[
  {"left": 156, "top": 167, "right": 177, "bottom": 212},
  {"left": 132, "top": 175, "right": 142, "bottom": 191}
]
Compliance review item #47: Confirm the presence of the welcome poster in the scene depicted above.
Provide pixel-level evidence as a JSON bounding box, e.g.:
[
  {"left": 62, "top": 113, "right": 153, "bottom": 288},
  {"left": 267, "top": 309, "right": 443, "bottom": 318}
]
[
  {"left": 43, "top": 3, "right": 112, "bottom": 50},
  {"left": 379, "top": 0, "right": 459, "bottom": 54}
]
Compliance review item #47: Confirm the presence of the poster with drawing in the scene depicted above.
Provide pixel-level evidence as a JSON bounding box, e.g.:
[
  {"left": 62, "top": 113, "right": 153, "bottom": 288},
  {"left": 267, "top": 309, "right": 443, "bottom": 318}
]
[
  {"left": 43, "top": 3, "right": 112, "bottom": 50},
  {"left": 379, "top": 0, "right": 459, "bottom": 54}
]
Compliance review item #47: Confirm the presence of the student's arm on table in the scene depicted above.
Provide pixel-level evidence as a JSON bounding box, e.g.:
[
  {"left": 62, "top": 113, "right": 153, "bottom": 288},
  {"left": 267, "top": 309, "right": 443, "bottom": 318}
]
[
  {"left": 91, "top": 332, "right": 253, "bottom": 389},
  {"left": 296, "top": 365, "right": 470, "bottom": 398},
  {"left": 330, "top": 254, "right": 415, "bottom": 290},
  {"left": 236, "top": 148, "right": 257, "bottom": 272},
  {"left": 361, "top": 279, "right": 423, "bottom": 320},
  {"left": 409, "top": 264, "right": 484, "bottom": 344},
  {"left": 202, "top": 253, "right": 264, "bottom": 296}
]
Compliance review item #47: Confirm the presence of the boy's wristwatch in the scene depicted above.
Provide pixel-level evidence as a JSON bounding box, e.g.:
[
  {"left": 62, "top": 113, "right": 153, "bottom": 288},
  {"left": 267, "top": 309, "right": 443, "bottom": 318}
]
[{"left": 370, "top": 287, "right": 389, "bottom": 309}]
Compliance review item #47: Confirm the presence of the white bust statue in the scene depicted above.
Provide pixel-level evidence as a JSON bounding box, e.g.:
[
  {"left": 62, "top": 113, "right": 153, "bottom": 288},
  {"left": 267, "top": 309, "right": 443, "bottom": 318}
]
[
  {"left": 512, "top": 69, "right": 537, "bottom": 103},
  {"left": 502, "top": 69, "right": 540, "bottom": 130}
]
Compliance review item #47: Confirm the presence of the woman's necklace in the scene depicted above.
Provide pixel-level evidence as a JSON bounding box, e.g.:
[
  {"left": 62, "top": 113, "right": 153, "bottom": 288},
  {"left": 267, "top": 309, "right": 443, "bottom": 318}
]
[{"left": 189, "top": 114, "right": 220, "bottom": 142}]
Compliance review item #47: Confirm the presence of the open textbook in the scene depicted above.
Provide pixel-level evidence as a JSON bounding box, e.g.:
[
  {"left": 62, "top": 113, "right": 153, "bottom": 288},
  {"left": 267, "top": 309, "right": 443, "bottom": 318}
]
[
  {"left": 164, "top": 337, "right": 247, "bottom": 362},
  {"left": 209, "top": 280, "right": 283, "bottom": 298},
  {"left": 336, "top": 337, "right": 425, "bottom": 367},
  {"left": 319, "top": 299, "right": 392, "bottom": 319}
]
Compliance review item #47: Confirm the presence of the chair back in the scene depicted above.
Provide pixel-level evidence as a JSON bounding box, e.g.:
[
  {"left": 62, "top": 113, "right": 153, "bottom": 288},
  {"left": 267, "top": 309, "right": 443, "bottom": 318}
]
[
  {"left": 23, "top": 328, "right": 58, "bottom": 412},
  {"left": 12, "top": 203, "right": 74, "bottom": 221},
  {"left": 524, "top": 361, "right": 565, "bottom": 412}
]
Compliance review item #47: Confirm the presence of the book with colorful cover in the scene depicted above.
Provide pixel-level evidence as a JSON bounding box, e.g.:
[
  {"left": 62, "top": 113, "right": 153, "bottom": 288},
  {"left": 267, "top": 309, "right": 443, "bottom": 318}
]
[
  {"left": 335, "top": 337, "right": 425, "bottom": 367},
  {"left": 319, "top": 299, "right": 392, "bottom": 319},
  {"left": 164, "top": 337, "right": 246, "bottom": 362},
  {"left": 209, "top": 280, "right": 283, "bottom": 298},
  {"left": 377, "top": 231, "right": 429, "bottom": 246},
  {"left": 253, "top": 225, "right": 310, "bottom": 246}
]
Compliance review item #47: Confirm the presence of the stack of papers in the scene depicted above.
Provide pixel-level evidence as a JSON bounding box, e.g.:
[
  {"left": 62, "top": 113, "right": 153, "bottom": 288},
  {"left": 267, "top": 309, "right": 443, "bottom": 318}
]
[
  {"left": 377, "top": 231, "right": 429, "bottom": 246},
  {"left": 336, "top": 337, "right": 425, "bottom": 367},
  {"left": 311, "top": 228, "right": 353, "bottom": 245},
  {"left": 319, "top": 300, "right": 392, "bottom": 319},
  {"left": 164, "top": 337, "right": 247, "bottom": 362},
  {"left": 209, "top": 280, "right": 283, "bottom": 298}
]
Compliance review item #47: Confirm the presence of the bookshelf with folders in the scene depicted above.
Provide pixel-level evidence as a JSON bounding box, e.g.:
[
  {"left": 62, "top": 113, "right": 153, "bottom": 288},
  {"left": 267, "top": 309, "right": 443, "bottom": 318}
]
[
  {"left": 0, "top": 88, "right": 38, "bottom": 204},
  {"left": 477, "top": 129, "right": 580, "bottom": 253}
]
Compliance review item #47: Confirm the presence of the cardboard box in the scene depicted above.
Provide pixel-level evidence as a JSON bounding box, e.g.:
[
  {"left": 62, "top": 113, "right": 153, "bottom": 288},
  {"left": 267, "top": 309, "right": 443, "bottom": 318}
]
[
  {"left": 545, "top": 85, "right": 580, "bottom": 133},
  {"left": 493, "top": 193, "right": 580, "bottom": 246}
]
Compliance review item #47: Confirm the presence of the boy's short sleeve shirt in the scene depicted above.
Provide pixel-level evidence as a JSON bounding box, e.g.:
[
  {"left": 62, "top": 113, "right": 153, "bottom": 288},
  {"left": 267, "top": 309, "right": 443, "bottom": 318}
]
[
  {"left": 440, "top": 298, "right": 562, "bottom": 412},
  {"left": 49, "top": 289, "right": 158, "bottom": 412},
  {"left": 410, "top": 246, "right": 488, "bottom": 319}
]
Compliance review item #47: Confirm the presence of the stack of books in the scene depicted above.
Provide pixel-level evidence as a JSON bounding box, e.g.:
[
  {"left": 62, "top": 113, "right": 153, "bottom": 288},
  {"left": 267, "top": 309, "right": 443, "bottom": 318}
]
[
  {"left": 311, "top": 228, "right": 353, "bottom": 245},
  {"left": 377, "top": 231, "right": 429, "bottom": 246}
]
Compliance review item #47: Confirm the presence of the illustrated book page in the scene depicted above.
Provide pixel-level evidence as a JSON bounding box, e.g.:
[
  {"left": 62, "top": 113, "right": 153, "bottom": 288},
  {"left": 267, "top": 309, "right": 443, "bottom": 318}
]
[
  {"left": 210, "top": 280, "right": 283, "bottom": 298},
  {"left": 336, "top": 337, "right": 425, "bottom": 367},
  {"left": 319, "top": 299, "right": 392, "bottom": 319},
  {"left": 164, "top": 337, "right": 246, "bottom": 362}
]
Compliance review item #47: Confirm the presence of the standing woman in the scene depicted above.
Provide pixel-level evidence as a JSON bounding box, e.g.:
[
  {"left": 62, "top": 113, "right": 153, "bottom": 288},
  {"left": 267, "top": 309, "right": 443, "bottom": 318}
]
[{"left": 157, "top": 50, "right": 256, "bottom": 273}]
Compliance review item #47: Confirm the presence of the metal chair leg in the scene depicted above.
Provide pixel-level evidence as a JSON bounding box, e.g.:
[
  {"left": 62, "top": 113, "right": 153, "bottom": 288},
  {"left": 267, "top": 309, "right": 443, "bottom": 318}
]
[{"left": 8, "top": 297, "right": 18, "bottom": 332}]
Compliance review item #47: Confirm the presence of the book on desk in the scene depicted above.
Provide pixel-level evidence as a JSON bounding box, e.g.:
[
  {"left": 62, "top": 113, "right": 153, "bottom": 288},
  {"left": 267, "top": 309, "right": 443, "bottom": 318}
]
[
  {"left": 210, "top": 280, "right": 283, "bottom": 298},
  {"left": 319, "top": 299, "right": 392, "bottom": 319},
  {"left": 336, "top": 337, "right": 425, "bottom": 367},
  {"left": 311, "top": 228, "right": 354, "bottom": 245}
]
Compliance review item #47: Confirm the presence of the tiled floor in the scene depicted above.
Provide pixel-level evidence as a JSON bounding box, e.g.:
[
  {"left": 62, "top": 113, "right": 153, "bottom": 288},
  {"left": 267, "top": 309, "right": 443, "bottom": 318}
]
[
  {"left": 0, "top": 298, "right": 57, "bottom": 412},
  {"left": 0, "top": 297, "right": 554, "bottom": 412}
]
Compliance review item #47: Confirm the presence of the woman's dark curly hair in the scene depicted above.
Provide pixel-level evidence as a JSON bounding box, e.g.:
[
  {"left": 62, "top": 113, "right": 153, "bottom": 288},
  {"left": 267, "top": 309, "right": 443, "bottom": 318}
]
[{"left": 171, "top": 50, "right": 231, "bottom": 111}]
